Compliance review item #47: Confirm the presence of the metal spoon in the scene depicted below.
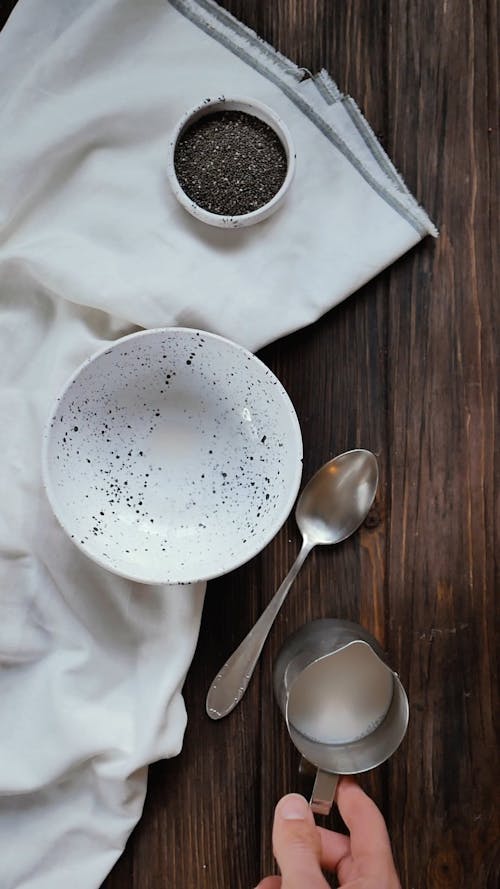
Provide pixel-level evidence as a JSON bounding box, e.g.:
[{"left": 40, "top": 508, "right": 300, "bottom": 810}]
[{"left": 206, "top": 449, "right": 379, "bottom": 720}]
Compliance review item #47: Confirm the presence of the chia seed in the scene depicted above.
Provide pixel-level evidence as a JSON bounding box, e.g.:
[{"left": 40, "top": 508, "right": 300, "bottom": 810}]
[{"left": 174, "top": 110, "right": 288, "bottom": 216}]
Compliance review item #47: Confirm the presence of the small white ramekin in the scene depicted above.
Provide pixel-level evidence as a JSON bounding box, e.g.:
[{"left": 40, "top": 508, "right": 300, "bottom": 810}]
[{"left": 167, "top": 96, "right": 296, "bottom": 229}]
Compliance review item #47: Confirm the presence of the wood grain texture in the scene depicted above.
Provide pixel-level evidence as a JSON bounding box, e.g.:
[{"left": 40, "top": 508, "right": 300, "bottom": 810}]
[{"left": 1, "top": 0, "right": 497, "bottom": 887}]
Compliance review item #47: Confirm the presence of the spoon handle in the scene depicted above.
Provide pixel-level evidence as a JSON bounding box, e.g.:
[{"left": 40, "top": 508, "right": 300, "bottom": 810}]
[{"left": 206, "top": 539, "right": 313, "bottom": 720}]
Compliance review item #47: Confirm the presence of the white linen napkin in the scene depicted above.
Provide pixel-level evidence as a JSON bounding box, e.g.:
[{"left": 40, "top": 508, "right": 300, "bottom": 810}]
[{"left": 0, "top": 1, "right": 436, "bottom": 887}]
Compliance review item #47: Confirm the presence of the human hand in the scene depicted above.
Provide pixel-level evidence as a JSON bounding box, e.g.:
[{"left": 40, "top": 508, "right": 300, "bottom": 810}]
[{"left": 255, "top": 777, "right": 401, "bottom": 889}]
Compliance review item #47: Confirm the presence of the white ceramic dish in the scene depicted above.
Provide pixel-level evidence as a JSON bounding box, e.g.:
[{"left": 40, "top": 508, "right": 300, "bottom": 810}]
[
  {"left": 167, "top": 96, "right": 296, "bottom": 228},
  {"left": 42, "top": 328, "right": 303, "bottom": 585}
]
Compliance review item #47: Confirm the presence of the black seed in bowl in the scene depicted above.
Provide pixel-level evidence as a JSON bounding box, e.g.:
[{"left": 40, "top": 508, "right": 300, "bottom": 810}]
[{"left": 173, "top": 110, "right": 288, "bottom": 216}]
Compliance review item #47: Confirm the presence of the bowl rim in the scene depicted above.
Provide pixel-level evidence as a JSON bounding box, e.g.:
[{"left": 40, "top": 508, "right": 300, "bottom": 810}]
[
  {"left": 167, "top": 96, "right": 296, "bottom": 229},
  {"left": 42, "top": 326, "right": 303, "bottom": 586}
]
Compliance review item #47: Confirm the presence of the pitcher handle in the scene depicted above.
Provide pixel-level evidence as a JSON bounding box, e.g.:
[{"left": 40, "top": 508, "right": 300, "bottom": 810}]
[{"left": 310, "top": 768, "right": 339, "bottom": 816}]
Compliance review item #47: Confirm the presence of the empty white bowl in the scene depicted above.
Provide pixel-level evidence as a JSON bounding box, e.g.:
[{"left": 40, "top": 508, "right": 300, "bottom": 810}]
[
  {"left": 42, "top": 328, "right": 303, "bottom": 585},
  {"left": 167, "top": 96, "right": 296, "bottom": 228}
]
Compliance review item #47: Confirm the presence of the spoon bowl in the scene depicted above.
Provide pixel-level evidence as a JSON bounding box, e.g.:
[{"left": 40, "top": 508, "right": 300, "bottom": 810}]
[
  {"left": 296, "top": 450, "right": 379, "bottom": 545},
  {"left": 206, "top": 449, "right": 379, "bottom": 719}
]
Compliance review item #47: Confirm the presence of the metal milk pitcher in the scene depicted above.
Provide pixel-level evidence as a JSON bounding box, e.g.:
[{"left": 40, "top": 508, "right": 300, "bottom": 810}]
[{"left": 273, "top": 619, "right": 409, "bottom": 815}]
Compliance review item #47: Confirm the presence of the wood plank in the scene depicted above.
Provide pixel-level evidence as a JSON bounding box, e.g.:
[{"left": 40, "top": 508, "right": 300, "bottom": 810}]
[{"left": 385, "top": 1, "right": 499, "bottom": 885}]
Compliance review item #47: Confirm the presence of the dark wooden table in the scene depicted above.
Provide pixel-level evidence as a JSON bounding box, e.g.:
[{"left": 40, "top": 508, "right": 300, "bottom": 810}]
[{"left": 2, "top": 1, "right": 498, "bottom": 887}]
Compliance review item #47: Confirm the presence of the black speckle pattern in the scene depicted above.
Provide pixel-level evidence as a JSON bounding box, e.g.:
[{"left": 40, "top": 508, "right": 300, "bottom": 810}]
[{"left": 44, "top": 329, "right": 302, "bottom": 584}]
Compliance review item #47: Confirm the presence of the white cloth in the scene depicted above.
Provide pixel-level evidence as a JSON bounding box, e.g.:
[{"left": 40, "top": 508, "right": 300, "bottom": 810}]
[{"left": 0, "top": 1, "right": 436, "bottom": 887}]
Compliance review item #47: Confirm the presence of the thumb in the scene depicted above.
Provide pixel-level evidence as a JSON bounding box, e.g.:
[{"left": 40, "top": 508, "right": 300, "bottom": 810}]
[{"left": 271, "top": 794, "right": 330, "bottom": 889}]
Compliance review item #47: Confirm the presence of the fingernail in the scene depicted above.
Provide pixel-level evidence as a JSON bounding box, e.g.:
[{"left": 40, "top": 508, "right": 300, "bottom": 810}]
[{"left": 278, "top": 793, "right": 309, "bottom": 820}]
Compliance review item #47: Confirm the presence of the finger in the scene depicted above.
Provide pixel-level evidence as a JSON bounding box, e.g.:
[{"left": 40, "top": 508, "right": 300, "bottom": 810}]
[
  {"left": 272, "top": 794, "right": 330, "bottom": 889},
  {"left": 317, "top": 825, "right": 351, "bottom": 870},
  {"left": 253, "top": 878, "right": 281, "bottom": 889},
  {"left": 336, "top": 777, "right": 394, "bottom": 858}
]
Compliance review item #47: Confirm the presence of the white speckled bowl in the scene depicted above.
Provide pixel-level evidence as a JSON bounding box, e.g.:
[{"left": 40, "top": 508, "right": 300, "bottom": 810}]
[
  {"left": 167, "top": 96, "right": 296, "bottom": 228},
  {"left": 42, "top": 328, "right": 303, "bottom": 585}
]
